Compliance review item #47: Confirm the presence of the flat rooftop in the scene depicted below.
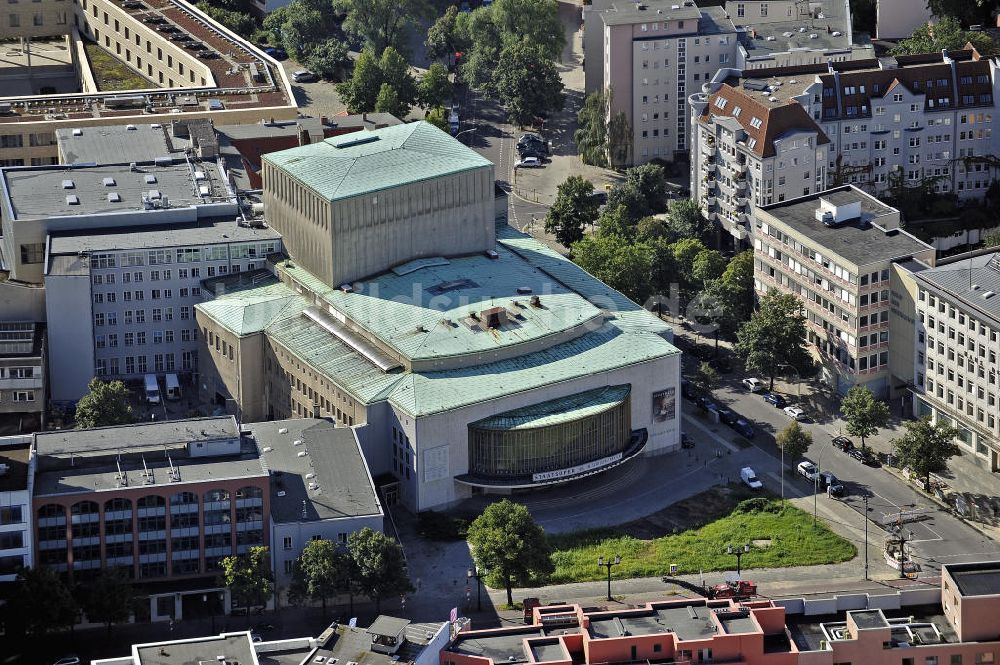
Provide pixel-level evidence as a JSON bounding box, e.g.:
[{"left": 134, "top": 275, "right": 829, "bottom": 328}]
[
  {"left": 759, "top": 187, "right": 930, "bottom": 267},
  {"left": 0, "top": 443, "right": 30, "bottom": 492},
  {"left": 133, "top": 632, "right": 256, "bottom": 665},
  {"left": 34, "top": 416, "right": 239, "bottom": 455},
  {"left": 3, "top": 160, "right": 228, "bottom": 219},
  {"left": 589, "top": 602, "right": 720, "bottom": 642},
  {"left": 947, "top": 562, "right": 1000, "bottom": 597},
  {"left": 598, "top": 0, "right": 702, "bottom": 26},
  {"left": 786, "top": 604, "right": 956, "bottom": 652},
  {"left": 248, "top": 418, "right": 382, "bottom": 523},
  {"left": 56, "top": 124, "right": 175, "bottom": 165},
  {"left": 736, "top": 0, "right": 863, "bottom": 58},
  {"left": 915, "top": 253, "right": 1000, "bottom": 324},
  {"left": 310, "top": 621, "right": 446, "bottom": 665}
]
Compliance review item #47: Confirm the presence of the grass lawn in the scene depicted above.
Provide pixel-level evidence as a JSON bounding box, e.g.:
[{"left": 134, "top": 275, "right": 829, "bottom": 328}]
[
  {"left": 83, "top": 42, "right": 151, "bottom": 91},
  {"left": 547, "top": 497, "right": 856, "bottom": 584}
]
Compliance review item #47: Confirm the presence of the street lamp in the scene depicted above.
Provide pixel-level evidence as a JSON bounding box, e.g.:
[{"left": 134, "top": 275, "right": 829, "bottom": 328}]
[
  {"left": 597, "top": 555, "right": 621, "bottom": 601},
  {"left": 454, "top": 127, "right": 476, "bottom": 143},
  {"left": 726, "top": 544, "right": 750, "bottom": 577},
  {"left": 467, "top": 566, "right": 486, "bottom": 612}
]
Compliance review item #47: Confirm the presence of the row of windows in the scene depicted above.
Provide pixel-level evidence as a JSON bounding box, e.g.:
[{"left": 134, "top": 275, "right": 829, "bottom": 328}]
[{"left": 90, "top": 244, "right": 275, "bottom": 269}]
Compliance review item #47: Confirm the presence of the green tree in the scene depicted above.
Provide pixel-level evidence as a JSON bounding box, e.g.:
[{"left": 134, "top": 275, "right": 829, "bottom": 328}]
[
  {"left": 418, "top": 62, "right": 452, "bottom": 109},
  {"left": 892, "top": 416, "right": 961, "bottom": 492},
  {"left": 735, "top": 291, "right": 812, "bottom": 391},
  {"left": 262, "top": 5, "right": 290, "bottom": 44},
  {"left": 80, "top": 569, "right": 136, "bottom": 635},
  {"left": 571, "top": 234, "right": 654, "bottom": 303},
  {"left": 575, "top": 89, "right": 608, "bottom": 167},
  {"left": 606, "top": 182, "right": 650, "bottom": 228},
  {"left": 666, "top": 198, "right": 713, "bottom": 241},
  {"left": 694, "top": 361, "right": 719, "bottom": 393},
  {"left": 334, "top": 0, "right": 429, "bottom": 53},
  {"left": 347, "top": 528, "right": 414, "bottom": 613},
  {"left": 456, "top": 9, "right": 502, "bottom": 93},
  {"left": 545, "top": 176, "right": 599, "bottom": 248},
  {"left": 983, "top": 230, "right": 1000, "bottom": 248},
  {"left": 493, "top": 39, "right": 564, "bottom": 127},
  {"left": 623, "top": 164, "right": 668, "bottom": 214},
  {"left": 718, "top": 250, "right": 755, "bottom": 323},
  {"left": 222, "top": 546, "right": 274, "bottom": 610},
  {"left": 840, "top": 385, "right": 890, "bottom": 450},
  {"left": 927, "top": 0, "right": 999, "bottom": 29},
  {"left": 776, "top": 421, "right": 813, "bottom": 465},
  {"left": 196, "top": 3, "right": 256, "bottom": 37},
  {"left": 281, "top": 7, "right": 328, "bottom": 60},
  {"left": 607, "top": 111, "right": 632, "bottom": 169},
  {"left": 467, "top": 499, "right": 553, "bottom": 606},
  {"left": 426, "top": 105, "right": 449, "bottom": 131},
  {"left": 336, "top": 47, "right": 383, "bottom": 112},
  {"left": 288, "top": 539, "right": 353, "bottom": 616},
  {"left": 635, "top": 215, "right": 671, "bottom": 243},
  {"left": 379, "top": 46, "right": 418, "bottom": 110},
  {"left": 425, "top": 5, "right": 464, "bottom": 62},
  {"left": 670, "top": 237, "right": 708, "bottom": 288},
  {"left": 13, "top": 567, "right": 78, "bottom": 635},
  {"left": 306, "top": 39, "right": 352, "bottom": 81},
  {"left": 75, "top": 378, "right": 133, "bottom": 429},
  {"left": 893, "top": 16, "right": 996, "bottom": 55},
  {"left": 594, "top": 204, "right": 636, "bottom": 239},
  {"left": 490, "top": 0, "right": 565, "bottom": 59},
  {"left": 692, "top": 249, "right": 727, "bottom": 286},
  {"left": 375, "top": 83, "right": 405, "bottom": 117}
]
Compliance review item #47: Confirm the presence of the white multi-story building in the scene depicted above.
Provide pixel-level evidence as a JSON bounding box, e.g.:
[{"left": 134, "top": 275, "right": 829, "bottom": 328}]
[
  {"left": 0, "top": 323, "right": 45, "bottom": 432},
  {"left": 691, "top": 47, "right": 1000, "bottom": 245},
  {"left": 0, "top": 438, "right": 31, "bottom": 584}
]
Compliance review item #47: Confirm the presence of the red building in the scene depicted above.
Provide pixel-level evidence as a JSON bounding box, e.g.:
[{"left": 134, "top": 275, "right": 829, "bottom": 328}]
[{"left": 31, "top": 416, "right": 268, "bottom": 622}]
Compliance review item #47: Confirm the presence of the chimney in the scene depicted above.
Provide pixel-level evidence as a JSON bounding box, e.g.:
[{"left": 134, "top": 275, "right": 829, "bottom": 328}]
[
  {"left": 362, "top": 112, "right": 369, "bottom": 124},
  {"left": 298, "top": 126, "right": 310, "bottom": 146}
]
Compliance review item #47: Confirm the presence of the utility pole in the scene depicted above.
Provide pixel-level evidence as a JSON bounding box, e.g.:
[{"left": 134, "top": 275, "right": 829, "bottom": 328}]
[{"left": 864, "top": 494, "right": 869, "bottom": 580}]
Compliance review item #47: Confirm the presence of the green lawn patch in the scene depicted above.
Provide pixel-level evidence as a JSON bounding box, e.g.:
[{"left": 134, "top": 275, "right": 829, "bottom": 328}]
[
  {"left": 547, "top": 497, "right": 855, "bottom": 584},
  {"left": 83, "top": 42, "right": 151, "bottom": 91}
]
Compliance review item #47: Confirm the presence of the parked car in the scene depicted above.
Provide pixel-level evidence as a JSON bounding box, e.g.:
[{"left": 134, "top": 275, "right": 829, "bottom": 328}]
[
  {"left": 731, "top": 418, "right": 754, "bottom": 439},
  {"left": 741, "top": 466, "right": 763, "bottom": 489},
  {"left": 848, "top": 448, "right": 879, "bottom": 466},
  {"left": 681, "top": 433, "right": 695, "bottom": 449},
  {"left": 259, "top": 45, "right": 288, "bottom": 60},
  {"left": 681, "top": 379, "right": 697, "bottom": 400},
  {"left": 708, "top": 356, "right": 733, "bottom": 373},
  {"left": 169, "top": 34, "right": 191, "bottom": 41},
  {"left": 514, "top": 157, "right": 542, "bottom": 168},
  {"left": 762, "top": 392, "right": 786, "bottom": 407},
  {"left": 590, "top": 190, "right": 608, "bottom": 205},
  {"left": 832, "top": 435, "right": 854, "bottom": 452},
  {"left": 517, "top": 147, "right": 546, "bottom": 160},
  {"left": 518, "top": 132, "right": 542, "bottom": 145},
  {"left": 292, "top": 70, "right": 318, "bottom": 83},
  {"left": 797, "top": 460, "right": 818, "bottom": 481},
  {"left": 783, "top": 406, "right": 806, "bottom": 421},
  {"left": 696, "top": 396, "right": 718, "bottom": 412},
  {"left": 742, "top": 377, "right": 763, "bottom": 392},
  {"left": 716, "top": 407, "right": 738, "bottom": 426}
]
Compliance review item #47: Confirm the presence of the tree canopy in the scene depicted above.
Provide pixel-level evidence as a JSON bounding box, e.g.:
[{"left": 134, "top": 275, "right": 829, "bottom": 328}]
[
  {"left": 892, "top": 416, "right": 961, "bottom": 491},
  {"left": 893, "top": 16, "right": 996, "bottom": 55},
  {"left": 735, "top": 291, "right": 812, "bottom": 390},
  {"left": 665, "top": 198, "right": 713, "bottom": 241},
  {"left": 927, "top": 0, "right": 999, "bottom": 28},
  {"left": 289, "top": 539, "right": 353, "bottom": 615},
  {"left": 425, "top": 5, "right": 463, "bottom": 62},
  {"left": 334, "top": 0, "right": 429, "bottom": 53},
  {"left": 571, "top": 233, "right": 654, "bottom": 304},
  {"left": 575, "top": 90, "right": 609, "bottom": 167},
  {"left": 222, "top": 546, "right": 274, "bottom": 609},
  {"left": 337, "top": 47, "right": 417, "bottom": 115},
  {"left": 840, "top": 386, "right": 891, "bottom": 449},
  {"left": 425, "top": 105, "right": 450, "bottom": 131},
  {"left": 262, "top": 0, "right": 339, "bottom": 60},
  {"left": 467, "top": 499, "right": 553, "bottom": 605},
  {"left": 13, "top": 567, "right": 78, "bottom": 635},
  {"left": 75, "top": 378, "right": 133, "bottom": 429},
  {"left": 418, "top": 62, "right": 453, "bottom": 109},
  {"left": 545, "top": 176, "right": 599, "bottom": 247},
  {"left": 306, "top": 39, "right": 352, "bottom": 81},
  {"left": 493, "top": 39, "right": 564, "bottom": 127},
  {"left": 80, "top": 569, "right": 136, "bottom": 635},
  {"left": 776, "top": 421, "right": 813, "bottom": 465},
  {"left": 348, "top": 528, "right": 414, "bottom": 613}
]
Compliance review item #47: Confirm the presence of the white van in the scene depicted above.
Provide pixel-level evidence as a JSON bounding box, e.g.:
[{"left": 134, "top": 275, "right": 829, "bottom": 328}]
[
  {"left": 143, "top": 374, "right": 161, "bottom": 404},
  {"left": 164, "top": 373, "right": 181, "bottom": 400}
]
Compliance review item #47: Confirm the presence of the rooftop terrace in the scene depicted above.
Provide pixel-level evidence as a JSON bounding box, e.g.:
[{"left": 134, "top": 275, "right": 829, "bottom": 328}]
[{"left": 786, "top": 604, "right": 956, "bottom": 652}]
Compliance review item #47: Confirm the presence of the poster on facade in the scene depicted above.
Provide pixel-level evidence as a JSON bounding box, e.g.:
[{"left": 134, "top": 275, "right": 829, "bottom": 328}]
[
  {"left": 423, "top": 445, "right": 450, "bottom": 482},
  {"left": 652, "top": 387, "right": 676, "bottom": 423}
]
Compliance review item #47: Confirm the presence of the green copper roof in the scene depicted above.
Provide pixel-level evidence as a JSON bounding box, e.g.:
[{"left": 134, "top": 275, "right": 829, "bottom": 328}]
[
  {"left": 262, "top": 121, "right": 493, "bottom": 202},
  {"left": 194, "top": 279, "right": 305, "bottom": 336},
  {"left": 470, "top": 385, "right": 631, "bottom": 431}
]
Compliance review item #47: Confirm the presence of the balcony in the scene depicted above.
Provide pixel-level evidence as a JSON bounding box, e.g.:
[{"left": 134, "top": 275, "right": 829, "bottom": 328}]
[
  {"left": 704, "top": 196, "right": 717, "bottom": 207},
  {"left": 704, "top": 179, "right": 718, "bottom": 192},
  {"left": 730, "top": 224, "right": 749, "bottom": 241}
]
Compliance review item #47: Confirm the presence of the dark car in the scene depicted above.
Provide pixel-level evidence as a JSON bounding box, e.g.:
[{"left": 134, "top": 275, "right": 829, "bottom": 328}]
[
  {"left": 141, "top": 15, "right": 165, "bottom": 23},
  {"left": 708, "top": 356, "right": 732, "bottom": 373},
  {"left": 696, "top": 396, "right": 717, "bottom": 412},
  {"left": 681, "top": 379, "right": 696, "bottom": 400},
  {"left": 731, "top": 418, "right": 754, "bottom": 439},
  {"left": 260, "top": 45, "right": 288, "bottom": 60},
  {"left": 518, "top": 147, "right": 546, "bottom": 161},
  {"left": 716, "top": 407, "right": 738, "bottom": 426},
  {"left": 832, "top": 436, "right": 854, "bottom": 452},
  {"left": 681, "top": 433, "right": 695, "bottom": 449},
  {"left": 590, "top": 190, "right": 608, "bottom": 205},
  {"left": 762, "top": 392, "right": 787, "bottom": 408}
]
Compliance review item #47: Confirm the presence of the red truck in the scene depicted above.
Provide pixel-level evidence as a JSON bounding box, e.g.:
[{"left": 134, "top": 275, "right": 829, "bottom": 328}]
[{"left": 707, "top": 580, "right": 757, "bottom": 600}]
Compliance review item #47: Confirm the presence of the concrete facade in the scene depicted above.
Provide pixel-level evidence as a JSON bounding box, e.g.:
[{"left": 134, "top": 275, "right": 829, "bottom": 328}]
[
  {"left": 876, "top": 0, "right": 934, "bottom": 40},
  {"left": 0, "top": 322, "right": 45, "bottom": 432},
  {"left": 0, "top": 439, "right": 32, "bottom": 583}
]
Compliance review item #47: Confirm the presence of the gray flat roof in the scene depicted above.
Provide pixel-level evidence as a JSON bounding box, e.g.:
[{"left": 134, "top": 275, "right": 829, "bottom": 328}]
[
  {"left": 368, "top": 615, "right": 410, "bottom": 637},
  {"left": 34, "top": 416, "right": 239, "bottom": 455},
  {"left": 916, "top": 253, "right": 1000, "bottom": 325},
  {"left": 450, "top": 628, "right": 545, "bottom": 663},
  {"left": 589, "top": 602, "right": 720, "bottom": 642},
  {"left": 216, "top": 113, "right": 401, "bottom": 140},
  {"left": 313, "top": 621, "right": 446, "bottom": 665},
  {"left": 760, "top": 187, "right": 930, "bottom": 267},
  {"left": 736, "top": 0, "right": 861, "bottom": 57},
  {"left": 134, "top": 632, "right": 257, "bottom": 665},
  {"left": 48, "top": 218, "right": 281, "bottom": 256},
  {"left": 850, "top": 609, "right": 888, "bottom": 629},
  {"left": 3, "top": 161, "right": 227, "bottom": 219},
  {"left": 786, "top": 604, "right": 956, "bottom": 652},
  {"left": 56, "top": 124, "right": 175, "bottom": 165},
  {"left": 250, "top": 419, "right": 382, "bottom": 523},
  {"left": 600, "top": 0, "right": 702, "bottom": 25},
  {"left": 947, "top": 562, "right": 1000, "bottom": 596}
]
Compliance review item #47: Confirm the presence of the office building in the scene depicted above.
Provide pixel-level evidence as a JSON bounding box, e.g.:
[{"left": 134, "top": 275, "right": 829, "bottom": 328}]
[
  {"left": 197, "top": 122, "right": 682, "bottom": 511},
  {"left": 901, "top": 250, "right": 1000, "bottom": 471},
  {"left": 752, "top": 186, "right": 934, "bottom": 396},
  {"left": 246, "top": 418, "right": 384, "bottom": 588},
  {"left": 690, "top": 47, "right": 1000, "bottom": 242},
  {"left": 0, "top": 439, "right": 31, "bottom": 584},
  {"left": 0, "top": 0, "right": 296, "bottom": 167},
  {"left": 443, "top": 563, "right": 1000, "bottom": 665},
  {"left": 31, "top": 416, "right": 269, "bottom": 621},
  {"left": 0, "top": 322, "right": 45, "bottom": 433}
]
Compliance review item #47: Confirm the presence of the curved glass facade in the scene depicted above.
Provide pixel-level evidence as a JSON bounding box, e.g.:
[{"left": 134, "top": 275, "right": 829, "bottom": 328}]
[{"left": 468, "top": 385, "right": 631, "bottom": 480}]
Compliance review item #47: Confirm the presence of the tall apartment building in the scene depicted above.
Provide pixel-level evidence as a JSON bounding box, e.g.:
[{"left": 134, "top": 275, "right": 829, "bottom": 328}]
[
  {"left": 443, "top": 562, "right": 1000, "bottom": 665},
  {"left": 691, "top": 48, "right": 1000, "bottom": 242},
  {"left": 0, "top": 440, "right": 31, "bottom": 584},
  {"left": 0, "top": 322, "right": 45, "bottom": 433},
  {"left": 896, "top": 250, "right": 1000, "bottom": 471},
  {"left": 32, "top": 416, "right": 269, "bottom": 621},
  {"left": 753, "top": 186, "right": 934, "bottom": 396},
  {"left": 197, "top": 122, "right": 682, "bottom": 512}
]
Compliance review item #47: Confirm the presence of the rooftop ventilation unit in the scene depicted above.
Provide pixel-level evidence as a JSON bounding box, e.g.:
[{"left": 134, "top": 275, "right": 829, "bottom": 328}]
[
  {"left": 66, "top": 194, "right": 80, "bottom": 205},
  {"left": 766, "top": 35, "right": 776, "bottom": 41},
  {"left": 126, "top": 124, "right": 137, "bottom": 130},
  {"left": 832, "top": 31, "right": 842, "bottom": 36},
  {"left": 61, "top": 179, "right": 74, "bottom": 189},
  {"left": 194, "top": 170, "right": 206, "bottom": 181},
  {"left": 145, "top": 174, "right": 157, "bottom": 184},
  {"left": 103, "top": 177, "right": 116, "bottom": 187},
  {"left": 517, "top": 286, "right": 533, "bottom": 294},
  {"left": 293, "top": 439, "right": 303, "bottom": 446},
  {"left": 983, "top": 291, "right": 995, "bottom": 299},
  {"left": 297, "top": 451, "right": 307, "bottom": 458},
  {"left": 334, "top": 135, "right": 380, "bottom": 149},
  {"left": 530, "top": 295, "right": 542, "bottom": 308},
  {"left": 107, "top": 192, "right": 121, "bottom": 203},
  {"left": 809, "top": 33, "right": 819, "bottom": 39},
  {"left": 199, "top": 185, "right": 211, "bottom": 196},
  {"left": 72, "top": 128, "right": 82, "bottom": 136},
  {"left": 149, "top": 189, "right": 162, "bottom": 200}
]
